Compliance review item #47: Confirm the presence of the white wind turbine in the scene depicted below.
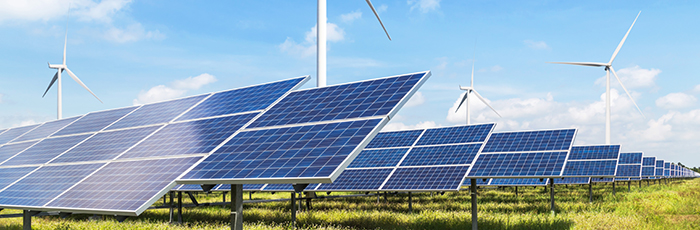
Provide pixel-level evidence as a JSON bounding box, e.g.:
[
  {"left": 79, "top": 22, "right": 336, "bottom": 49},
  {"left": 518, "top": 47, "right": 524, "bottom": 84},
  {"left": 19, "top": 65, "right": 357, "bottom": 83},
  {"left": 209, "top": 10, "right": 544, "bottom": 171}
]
[
  {"left": 549, "top": 11, "right": 645, "bottom": 144},
  {"left": 316, "top": 0, "right": 391, "bottom": 87},
  {"left": 455, "top": 60, "right": 502, "bottom": 124},
  {"left": 44, "top": 10, "right": 102, "bottom": 119}
]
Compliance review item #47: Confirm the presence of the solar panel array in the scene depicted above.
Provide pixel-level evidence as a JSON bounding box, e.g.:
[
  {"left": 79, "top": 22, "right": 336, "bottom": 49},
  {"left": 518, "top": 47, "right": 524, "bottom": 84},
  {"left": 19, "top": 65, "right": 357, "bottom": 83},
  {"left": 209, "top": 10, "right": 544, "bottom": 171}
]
[
  {"left": 466, "top": 129, "right": 577, "bottom": 178},
  {"left": 616, "top": 152, "right": 642, "bottom": 179},
  {"left": 0, "top": 76, "right": 310, "bottom": 216}
]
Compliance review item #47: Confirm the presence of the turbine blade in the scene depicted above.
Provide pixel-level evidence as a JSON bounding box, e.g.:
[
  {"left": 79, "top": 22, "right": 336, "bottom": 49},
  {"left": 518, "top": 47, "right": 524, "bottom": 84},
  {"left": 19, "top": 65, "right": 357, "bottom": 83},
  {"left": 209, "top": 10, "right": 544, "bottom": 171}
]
[
  {"left": 365, "top": 0, "right": 391, "bottom": 40},
  {"left": 63, "top": 4, "right": 71, "bottom": 65},
  {"left": 65, "top": 68, "right": 103, "bottom": 103},
  {"left": 610, "top": 66, "right": 645, "bottom": 118},
  {"left": 42, "top": 72, "right": 59, "bottom": 98},
  {"left": 472, "top": 90, "right": 502, "bottom": 118},
  {"left": 609, "top": 11, "right": 640, "bottom": 65},
  {"left": 455, "top": 91, "right": 469, "bottom": 113},
  {"left": 471, "top": 59, "right": 475, "bottom": 87},
  {"left": 547, "top": 61, "right": 607, "bottom": 67}
]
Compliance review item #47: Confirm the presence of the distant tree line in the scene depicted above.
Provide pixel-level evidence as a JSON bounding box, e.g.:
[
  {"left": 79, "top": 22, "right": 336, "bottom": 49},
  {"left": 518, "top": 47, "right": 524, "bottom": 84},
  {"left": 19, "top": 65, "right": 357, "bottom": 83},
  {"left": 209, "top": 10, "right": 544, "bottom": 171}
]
[{"left": 676, "top": 162, "right": 700, "bottom": 173}]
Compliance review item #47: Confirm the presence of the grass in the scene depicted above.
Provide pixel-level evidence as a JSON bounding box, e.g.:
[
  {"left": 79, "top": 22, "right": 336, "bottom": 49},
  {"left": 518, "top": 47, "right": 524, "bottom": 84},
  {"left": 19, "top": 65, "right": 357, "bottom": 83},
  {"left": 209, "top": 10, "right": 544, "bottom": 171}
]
[{"left": 0, "top": 178, "right": 698, "bottom": 229}]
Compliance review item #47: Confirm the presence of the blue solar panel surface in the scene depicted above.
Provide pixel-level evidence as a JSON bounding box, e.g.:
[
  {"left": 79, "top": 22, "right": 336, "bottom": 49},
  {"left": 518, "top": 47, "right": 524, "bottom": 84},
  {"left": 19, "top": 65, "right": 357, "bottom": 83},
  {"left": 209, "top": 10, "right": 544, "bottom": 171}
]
[
  {"left": 1, "top": 134, "right": 90, "bottom": 166},
  {"left": 0, "top": 141, "right": 37, "bottom": 163},
  {"left": 0, "top": 124, "right": 39, "bottom": 145},
  {"left": 592, "top": 178, "right": 614, "bottom": 182},
  {"left": 468, "top": 151, "right": 568, "bottom": 177},
  {"left": 0, "top": 166, "right": 38, "bottom": 189},
  {"left": 554, "top": 177, "right": 590, "bottom": 184},
  {"left": 568, "top": 145, "right": 619, "bottom": 160},
  {"left": 399, "top": 144, "right": 481, "bottom": 166},
  {"left": 0, "top": 163, "right": 103, "bottom": 207},
  {"left": 13, "top": 116, "right": 80, "bottom": 142},
  {"left": 414, "top": 124, "right": 493, "bottom": 146},
  {"left": 382, "top": 166, "right": 470, "bottom": 190},
  {"left": 51, "top": 126, "right": 161, "bottom": 163},
  {"left": 642, "top": 157, "right": 656, "bottom": 166},
  {"left": 48, "top": 157, "right": 201, "bottom": 211},
  {"left": 641, "top": 167, "right": 655, "bottom": 177},
  {"left": 481, "top": 129, "right": 575, "bottom": 153},
  {"left": 563, "top": 160, "right": 617, "bottom": 176},
  {"left": 177, "top": 77, "right": 307, "bottom": 121},
  {"left": 490, "top": 178, "right": 549, "bottom": 186},
  {"left": 54, "top": 107, "right": 137, "bottom": 136},
  {"left": 247, "top": 73, "right": 426, "bottom": 128},
  {"left": 316, "top": 168, "right": 393, "bottom": 191},
  {"left": 347, "top": 148, "right": 408, "bottom": 168},
  {"left": 364, "top": 130, "right": 422, "bottom": 148},
  {"left": 619, "top": 152, "right": 643, "bottom": 164},
  {"left": 118, "top": 113, "right": 258, "bottom": 159},
  {"left": 106, "top": 95, "right": 207, "bottom": 130},
  {"left": 656, "top": 160, "right": 664, "bottom": 168},
  {"left": 616, "top": 165, "right": 641, "bottom": 177}
]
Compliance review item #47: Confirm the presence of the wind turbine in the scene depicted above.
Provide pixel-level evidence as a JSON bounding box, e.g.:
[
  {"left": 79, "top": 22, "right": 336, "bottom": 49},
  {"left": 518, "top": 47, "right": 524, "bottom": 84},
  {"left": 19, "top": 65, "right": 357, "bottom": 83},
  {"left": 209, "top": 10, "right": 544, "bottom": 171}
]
[
  {"left": 549, "top": 11, "right": 644, "bottom": 144},
  {"left": 455, "top": 60, "right": 502, "bottom": 124},
  {"left": 316, "top": 0, "right": 391, "bottom": 87},
  {"left": 44, "top": 9, "right": 102, "bottom": 119}
]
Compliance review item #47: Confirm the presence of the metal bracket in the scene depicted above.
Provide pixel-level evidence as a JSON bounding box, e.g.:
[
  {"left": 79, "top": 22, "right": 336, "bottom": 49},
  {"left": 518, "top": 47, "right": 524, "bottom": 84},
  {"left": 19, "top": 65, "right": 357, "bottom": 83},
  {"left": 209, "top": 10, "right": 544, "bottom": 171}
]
[{"left": 200, "top": 184, "right": 216, "bottom": 192}]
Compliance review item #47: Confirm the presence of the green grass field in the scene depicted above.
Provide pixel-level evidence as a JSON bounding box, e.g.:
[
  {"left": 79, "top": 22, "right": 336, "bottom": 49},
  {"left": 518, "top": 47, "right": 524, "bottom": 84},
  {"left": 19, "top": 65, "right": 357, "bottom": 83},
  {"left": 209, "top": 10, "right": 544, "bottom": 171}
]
[{"left": 0, "top": 178, "right": 698, "bottom": 230}]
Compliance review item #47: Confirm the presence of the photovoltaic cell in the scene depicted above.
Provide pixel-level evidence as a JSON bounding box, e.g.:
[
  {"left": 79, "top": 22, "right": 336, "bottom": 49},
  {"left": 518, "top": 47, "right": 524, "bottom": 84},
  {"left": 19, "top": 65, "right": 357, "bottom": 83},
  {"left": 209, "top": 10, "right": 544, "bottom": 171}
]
[
  {"left": 568, "top": 145, "right": 619, "bottom": 160},
  {"left": 12, "top": 116, "right": 80, "bottom": 143},
  {"left": 382, "top": 166, "right": 469, "bottom": 190},
  {"left": 414, "top": 124, "right": 493, "bottom": 146},
  {"left": 106, "top": 95, "right": 207, "bottom": 130},
  {"left": 347, "top": 148, "right": 408, "bottom": 168},
  {"left": 656, "top": 160, "right": 664, "bottom": 168},
  {"left": 0, "top": 124, "right": 40, "bottom": 145},
  {"left": 641, "top": 167, "right": 655, "bottom": 177},
  {"left": 616, "top": 165, "right": 641, "bottom": 177},
  {"left": 592, "top": 178, "right": 614, "bottom": 182},
  {"left": 553, "top": 177, "right": 590, "bottom": 185},
  {"left": 642, "top": 157, "right": 656, "bottom": 166},
  {"left": 0, "top": 141, "right": 37, "bottom": 163},
  {"left": 490, "top": 178, "right": 549, "bottom": 186},
  {"left": 176, "top": 77, "right": 307, "bottom": 121},
  {"left": 0, "top": 166, "right": 38, "bottom": 190},
  {"left": 51, "top": 126, "right": 161, "bottom": 163},
  {"left": 54, "top": 107, "right": 137, "bottom": 136},
  {"left": 619, "top": 152, "right": 643, "bottom": 164},
  {"left": 562, "top": 160, "right": 617, "bottom": 176},
  {"left": 1, "top": 134, "right": 90, "bottom": 166},
  {"left": 0, "top": 163, "right": 103, "bottom": 207},
  {"left": 468, "top": 151, "right": 568, "bottom": 177},
  {"left": 364, "top": 130, "right": 423, "bottom": 149},
  {"left": 118, "top": 113, "right": 258, "bottom": 159},
  {"left": 48, "top": 157, "right": 201, "bottom": 212},
  {"left": 316, "top": 168, "right": 392, "bottom": 191},
  {"left": 181, "top": 119, "right": 382, "bottom": 181},
  {"left": 247, "top": 73, "right": 425, "bottom": 128},
  {"left": 481, "top": 129, "right": 575, "bottom": 153},
  {"left": 399, "top": 144, "right": 481, "bottom": 166}
]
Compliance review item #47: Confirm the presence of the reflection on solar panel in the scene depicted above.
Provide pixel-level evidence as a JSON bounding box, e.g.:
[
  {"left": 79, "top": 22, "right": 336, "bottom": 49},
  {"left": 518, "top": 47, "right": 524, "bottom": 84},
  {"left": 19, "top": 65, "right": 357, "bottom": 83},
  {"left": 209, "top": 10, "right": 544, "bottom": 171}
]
[
  {"left": 179, "top": 72, "right": 430, "bottom": 185},
  {"left": 467, "top": 129, "right": 576, "bottom": 178},
  {"left": 490, "top": 178, "right": 550, "bottom": 186},
  {"left": 562, "top": 145, "right": 619, "bottom": 177},
  {"left": 553, "top": 177, "right": 590, "bottom": 185},
  {"left": 0, "top": 76, "right": 310, "bottom": 215},
  {"left": 616, "top": 152, "right": 642, "bottom": 178}
]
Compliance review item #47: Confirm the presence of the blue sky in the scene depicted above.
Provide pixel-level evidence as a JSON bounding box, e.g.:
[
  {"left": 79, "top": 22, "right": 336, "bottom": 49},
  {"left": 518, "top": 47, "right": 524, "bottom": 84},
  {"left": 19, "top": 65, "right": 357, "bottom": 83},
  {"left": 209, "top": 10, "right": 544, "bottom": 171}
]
[{"left": 0, "top": 0, "right": 698, "bottom": 166}]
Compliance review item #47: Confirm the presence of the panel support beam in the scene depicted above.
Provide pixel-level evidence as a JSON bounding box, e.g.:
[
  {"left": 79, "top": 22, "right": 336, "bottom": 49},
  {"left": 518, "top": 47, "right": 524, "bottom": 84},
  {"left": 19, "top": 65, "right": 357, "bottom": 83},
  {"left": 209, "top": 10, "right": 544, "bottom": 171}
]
[
  {"left": 291, "top": 192, "right": 297, "bottom": 228},
  {"left": 187, "top": 192, "right": 199, "bottom": 206},
  {"left": 515, "top": 186, "right": 518, "bottom": 197},
  {"left": 22, "top": 210, "right": 39, "bottom": 230},
  {"left": 470, "top": 179, "right": 478, "bottom": 230},
  {"left": 612, "top": 182, "right": 616, "bottom": 196},
  {"left": 549, "top": 179, "right": 555, "bottom": 214},
  {"left": 588, "top": 183, "right": 593, "bottom": 203},
  {"left": 177, "top": 191, "right": 183, "bottom": 224},
  {"left": 230, "top": 184, "right": 243, "bottom": 230},
  {"left": 169, "top": 191, "right": 174, "bottom": 223},
  {"left": 628, "top": 181, "right": 631, "bottom": 192},
  {"left": 408, "top": 192, "right": 412, "bottom": 212}
]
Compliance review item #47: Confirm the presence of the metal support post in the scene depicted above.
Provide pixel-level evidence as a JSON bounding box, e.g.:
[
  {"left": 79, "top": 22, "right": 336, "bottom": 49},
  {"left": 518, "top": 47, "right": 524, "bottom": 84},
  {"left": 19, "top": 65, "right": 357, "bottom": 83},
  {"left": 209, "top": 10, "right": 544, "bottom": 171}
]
[
  {"left": 515, "top": 186, "right": 518, "bottom": 197},
  {"left": 230, "top": 184, "right": 243, "bottom": 230},
  {"left": 549, "top": 179, "right": 555, "bottom": 214},
  {"left": 628, "top": 181, "right": 631, "bottom": 192},
  {"left": 169, "top": 191, "right": 174, "bottom": 223},
  {"left": 408, "top": 192, "right": 412, "bottom": 212},
  {"left": 23, "top": 210, "right": 31, "bottom": 230},
  {"left": 223, "top": 191, "right": 227, "bottom": 202},
  {"left": 290, "top": 192, "right": 297, "bottom": 228},
  {"left": 588, "top": 183, "right": 592, "bottom": 203},
  {"left": 470, "top": 179, "right": 478, "bottom": 230},
  {"left": 177, "top": 191, "right": 183, "bottom": 224},
  {"left": 639, "top": 180, "right": 641, "bottom": 188},
  {"left": 306, "top": 192, "right": 313, "bottom": 210},
  {"left": 384, "top": 192, "right": 387, "bottom": 202},
  {"left": 612, "top": 182, "right": 616, "bottom": 196},
  {"left": 249, "top": 192, "right": 252, "bottom": 200}
]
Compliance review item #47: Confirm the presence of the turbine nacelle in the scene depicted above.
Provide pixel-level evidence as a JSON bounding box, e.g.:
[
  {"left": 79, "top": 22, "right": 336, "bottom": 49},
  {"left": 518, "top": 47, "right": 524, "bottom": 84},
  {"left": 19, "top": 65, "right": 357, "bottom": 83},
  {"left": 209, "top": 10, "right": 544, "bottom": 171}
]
[{"left": 48, "top": 63, "right": 66, "bottom": 69}]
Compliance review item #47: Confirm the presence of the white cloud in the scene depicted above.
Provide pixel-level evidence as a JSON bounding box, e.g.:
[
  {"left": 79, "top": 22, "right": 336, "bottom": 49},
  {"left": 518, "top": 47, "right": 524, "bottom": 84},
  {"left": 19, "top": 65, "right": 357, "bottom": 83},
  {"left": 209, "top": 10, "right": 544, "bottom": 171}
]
[
  {"left": 408, "top": 0, "right": 441, "bottom": 13},
  {"left": 133, "top": 73, "right": 217, "bottom": 105},
  {"left": 376, "top": 4, "right": 388, "bottom": 13},
  {"left": 103, "top": 23, "right": 165, "bottom": 43},
  {"left": 693, "top": 84, "right": 700, "bottom": 93},
  {"left": 383, "top": 121, "right": 439, "bottom": 131},
  {"left": 596, "top": 65, "right": 660, "bottom": 89},
  {"left": 523, "top": 40, "right": 550, "bottom": 50},
  {"left": 340, "top": 10, "right": 362, "bottom": 24},
  {"left": 404, "top": 92, "right": 425, "bottom": 107},
  {"left": 280, "top": 23, "right": 345, "bottom": 58},
  {"left": 656, "top": 92, "right": 697, "bottom": 110},
  {"left": 0, "top": 0, "right": 130, "bottom": 23}
]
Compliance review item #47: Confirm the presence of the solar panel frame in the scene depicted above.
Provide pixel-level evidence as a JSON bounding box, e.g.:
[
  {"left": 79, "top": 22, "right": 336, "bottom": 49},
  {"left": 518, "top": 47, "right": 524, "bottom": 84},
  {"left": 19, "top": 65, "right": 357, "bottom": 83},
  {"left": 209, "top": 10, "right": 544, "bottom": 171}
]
[
  {"left": 553, "top": 177, "right": 591, "bottom": 185},
  {"left": 561, "top": 145, "right": 620, "bottom": 178},
  {"left": 616, "top": 152, "right": 643, "bottom": 178},
  {"left": 489, "top": 178, "right": 551, "bottom": 186}
]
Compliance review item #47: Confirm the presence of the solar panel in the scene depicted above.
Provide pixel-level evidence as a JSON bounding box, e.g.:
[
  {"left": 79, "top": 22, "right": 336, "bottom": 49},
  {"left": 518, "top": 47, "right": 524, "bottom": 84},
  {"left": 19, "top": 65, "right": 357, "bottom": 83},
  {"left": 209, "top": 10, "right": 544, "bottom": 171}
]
[
  {"left": 490, "top": 178, "right": 550, "bottom": 186},
  {"left": 12, "top": 116, "right": 80, "bottom": 143},
  {"left": 414, "top": 124, "right": 493, "bottom": 146},
  {"left": 562, "top": 145, "right": 619, "bottom": 178},
  {"left": 641, "top": 156, "right": 656, "bottom": 177},
  {"left": 382, "top": 166, "right": 470, "bottom": 190},
  {"left": 616, "top": 165, "right": 641, "bottom": 177},
  {"left": 467, "top": 129, "right": 576, "bottom": 178},
  {"left": 346, "top": 148, "right": 408, "bottom": 168},
  {"left": 553, "top": 177, "right": 590, "bottom": 185},
  {"left": 179, "top": 72, "right": 430, "bottom": 185},
  {"left": 399, "top": 144, "right": 481, "bottom": 166},
  {"left": 54, "top": 107, "right": 138, "bottom": 136},
  {"left": 364, "top": 130, "right": 423, "bottom": 148},
  {"left": 0, "top": 76, "right": 310, "bottom": 216},
  {"left": 616, "top": 152, "right": 642, "bottom": 178},
  {"left": 0, "top": 124, "right": 40, "bottom": 145},
  {"left": 591, "top": 178, "right": 614, "bottom": 182}
]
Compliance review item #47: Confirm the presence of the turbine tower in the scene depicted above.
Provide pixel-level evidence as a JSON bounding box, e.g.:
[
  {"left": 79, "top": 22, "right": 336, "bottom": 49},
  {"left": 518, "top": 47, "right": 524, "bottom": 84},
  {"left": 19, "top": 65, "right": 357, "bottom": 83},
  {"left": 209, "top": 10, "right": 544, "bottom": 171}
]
[
  {"left": 317, "top": 0, "right": 391, "bottom": 87},
  {"left": 45, "top": 9, "right": 102, "bottom": 119},
  {"left": 455, "top": 60, "right": 501, "bottom": 124},
  {"left": 549, "top": 11, "right": 645, "bottom": 144}
]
